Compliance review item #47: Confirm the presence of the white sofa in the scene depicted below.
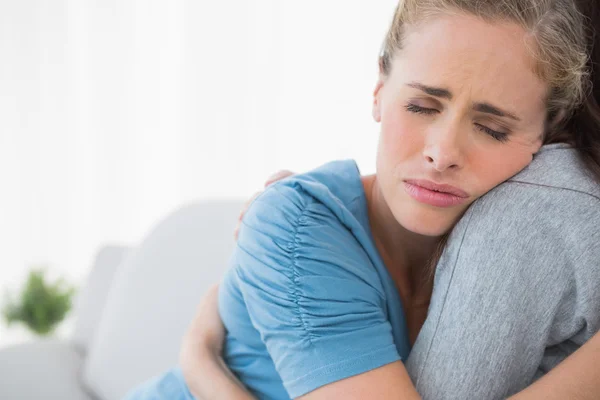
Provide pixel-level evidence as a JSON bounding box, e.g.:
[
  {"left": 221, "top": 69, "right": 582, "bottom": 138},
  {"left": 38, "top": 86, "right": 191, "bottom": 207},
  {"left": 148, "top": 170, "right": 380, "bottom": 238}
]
[{"left": 0, "top": 199, "right": 244, "bottom": 400}]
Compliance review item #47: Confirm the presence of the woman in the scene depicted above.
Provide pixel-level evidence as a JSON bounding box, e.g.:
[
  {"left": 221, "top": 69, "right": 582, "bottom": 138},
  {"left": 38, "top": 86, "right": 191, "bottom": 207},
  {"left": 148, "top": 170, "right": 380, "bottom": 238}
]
[{"left": 126, "top": 0, "right": 600, "bottom": 398}]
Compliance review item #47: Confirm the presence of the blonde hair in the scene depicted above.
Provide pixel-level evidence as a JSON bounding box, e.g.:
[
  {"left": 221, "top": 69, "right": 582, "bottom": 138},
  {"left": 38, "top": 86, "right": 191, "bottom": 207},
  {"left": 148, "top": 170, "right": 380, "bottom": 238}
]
[{"left": 380, "top": 0, "right": 591, "bottom": 138}]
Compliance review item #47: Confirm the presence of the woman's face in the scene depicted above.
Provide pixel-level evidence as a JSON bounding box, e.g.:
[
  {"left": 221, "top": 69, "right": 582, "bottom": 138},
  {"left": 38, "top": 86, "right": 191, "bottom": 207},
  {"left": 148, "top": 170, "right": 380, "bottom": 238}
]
[{"left": 373, "top": 13, "right": 548, "bottom": 236}]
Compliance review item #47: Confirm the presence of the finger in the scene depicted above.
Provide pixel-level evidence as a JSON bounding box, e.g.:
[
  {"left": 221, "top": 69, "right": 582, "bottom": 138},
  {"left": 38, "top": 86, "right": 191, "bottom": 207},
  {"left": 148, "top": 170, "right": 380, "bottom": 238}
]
[
  {"left": 203, "top": 284, "right": 226, "bottom": 346},
  {"left": 235, "top": 191, "right": 262, "bottom": 239},
  {"left": 238, "top": 191, "right": 261, "bottom": 220},
  {"left": 264, "top": 170, "right": 294, "bottom": 187}
]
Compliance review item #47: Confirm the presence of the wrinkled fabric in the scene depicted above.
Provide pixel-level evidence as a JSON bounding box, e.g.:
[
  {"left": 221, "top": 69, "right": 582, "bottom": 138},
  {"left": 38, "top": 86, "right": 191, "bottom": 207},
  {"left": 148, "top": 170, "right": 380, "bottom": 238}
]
[{"left": 219, "top": 160, "right": 410, "bottom": 399}]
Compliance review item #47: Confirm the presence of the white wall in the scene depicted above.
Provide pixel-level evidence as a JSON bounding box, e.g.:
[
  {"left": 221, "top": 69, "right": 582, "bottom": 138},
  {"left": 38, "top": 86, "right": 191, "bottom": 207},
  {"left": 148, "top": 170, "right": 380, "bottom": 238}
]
[{"left": 0, "top": 0, "right": 398, "bottom": 295}]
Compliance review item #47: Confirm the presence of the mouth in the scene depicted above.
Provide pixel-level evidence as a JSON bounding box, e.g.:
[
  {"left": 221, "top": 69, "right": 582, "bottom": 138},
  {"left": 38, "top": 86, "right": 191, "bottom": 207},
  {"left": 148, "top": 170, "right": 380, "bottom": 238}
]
[{"left": 403, "top": 179, "right": 469, "bottom": 208}]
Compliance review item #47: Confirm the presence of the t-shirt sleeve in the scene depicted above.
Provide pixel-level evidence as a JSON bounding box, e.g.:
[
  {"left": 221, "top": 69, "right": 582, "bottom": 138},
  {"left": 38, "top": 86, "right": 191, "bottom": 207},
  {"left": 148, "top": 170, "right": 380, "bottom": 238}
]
[
  {"left": 407, "top": 183, "right": 600, "bottom": 400},
  {"left": 231, "top": 183, "right": 401, "bottom": 398}
]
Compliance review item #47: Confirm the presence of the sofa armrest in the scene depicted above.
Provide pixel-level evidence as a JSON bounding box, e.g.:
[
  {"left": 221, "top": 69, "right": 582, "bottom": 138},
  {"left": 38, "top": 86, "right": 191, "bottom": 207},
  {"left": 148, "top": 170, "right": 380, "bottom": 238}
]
[
  {"left": 0, "top": 339, "right": 95, "bottom": 400},
  {"left": 70, "top": 245, "right": 132, "bottom": 355}
]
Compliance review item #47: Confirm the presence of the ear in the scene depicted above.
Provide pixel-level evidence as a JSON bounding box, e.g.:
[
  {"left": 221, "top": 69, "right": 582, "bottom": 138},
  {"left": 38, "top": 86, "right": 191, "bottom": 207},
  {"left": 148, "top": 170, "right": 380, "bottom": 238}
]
[{"left": 372, "top": 77, "right": 385, "bottom": 123}]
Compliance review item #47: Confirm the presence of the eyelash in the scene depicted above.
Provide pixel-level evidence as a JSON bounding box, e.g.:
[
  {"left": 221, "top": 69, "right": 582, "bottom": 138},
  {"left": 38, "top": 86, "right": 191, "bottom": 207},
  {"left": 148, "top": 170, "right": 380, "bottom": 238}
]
[{"left": 404, "top": 103, "right": 509, "bottom": 143}]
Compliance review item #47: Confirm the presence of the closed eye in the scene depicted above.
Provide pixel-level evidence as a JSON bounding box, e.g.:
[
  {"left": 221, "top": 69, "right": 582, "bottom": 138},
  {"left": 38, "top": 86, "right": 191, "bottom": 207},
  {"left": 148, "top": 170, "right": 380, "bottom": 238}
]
[
  {"left": 405, "top": 103, "right": 438, "bottom": 115},
  {"left": 405, "top": 103, "right": 511, "bottom": 143},
  {"left": 475, "top": 123, "right": 510, "bottom": 143}
]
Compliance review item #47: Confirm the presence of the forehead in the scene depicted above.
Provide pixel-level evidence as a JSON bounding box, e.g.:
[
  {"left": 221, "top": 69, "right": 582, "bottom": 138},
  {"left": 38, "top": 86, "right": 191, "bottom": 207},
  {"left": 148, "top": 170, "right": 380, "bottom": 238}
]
[{"left": 393, "top": 13, "right": 548, "bottom": 114}]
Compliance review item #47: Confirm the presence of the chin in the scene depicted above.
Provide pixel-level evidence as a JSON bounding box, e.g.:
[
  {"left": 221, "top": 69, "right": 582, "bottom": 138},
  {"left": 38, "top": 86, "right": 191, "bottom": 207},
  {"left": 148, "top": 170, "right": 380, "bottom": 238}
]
[{"left": 395, "top": 208, "right": 457, "bottom": 237}]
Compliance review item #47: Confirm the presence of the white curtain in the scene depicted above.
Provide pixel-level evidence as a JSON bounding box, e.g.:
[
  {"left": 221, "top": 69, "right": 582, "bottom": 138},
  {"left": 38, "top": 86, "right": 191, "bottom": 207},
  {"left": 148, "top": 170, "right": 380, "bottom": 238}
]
[{"left": 0, "top": 0, "right": 398, "bottom": 291}]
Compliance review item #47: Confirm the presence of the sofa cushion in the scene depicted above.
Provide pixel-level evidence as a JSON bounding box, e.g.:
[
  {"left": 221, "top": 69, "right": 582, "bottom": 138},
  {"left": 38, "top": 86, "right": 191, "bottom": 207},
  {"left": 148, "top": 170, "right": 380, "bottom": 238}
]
[
  {"left": 82, "top": 200, "right": 243, "bottom": 400},
  {"left": 0, "top": 339, "right": 94, "bottom": 400},
  {"left": 71, "top": 245, "right": 132, "bottom": 355}
]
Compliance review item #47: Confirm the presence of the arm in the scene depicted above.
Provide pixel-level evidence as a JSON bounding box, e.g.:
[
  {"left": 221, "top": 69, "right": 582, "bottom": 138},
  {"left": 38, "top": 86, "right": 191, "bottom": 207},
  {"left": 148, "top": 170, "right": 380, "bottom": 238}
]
[
  {"left": 183, "top": 169, "right": 421, "bottom": 400},
  {"left": 179, "top": 285, "right": 254, "bottom": 400},
  {"left": 184, "top": 293, "right": 600, "bottom": 400},
  {"left": 180, "top": 287, "right": 420, "bottom": 400},
  {"left": 508, "top": 330, "right": 600, "bottom": 400},
  {"left": 218, "top": 180, "right": 422, "bottom": 399},
  {"left": 297, "top": 363, "right": 419, "bottom": 400},
  {"left": 182, "top": 171, "right": 295, "bottom": 398}
]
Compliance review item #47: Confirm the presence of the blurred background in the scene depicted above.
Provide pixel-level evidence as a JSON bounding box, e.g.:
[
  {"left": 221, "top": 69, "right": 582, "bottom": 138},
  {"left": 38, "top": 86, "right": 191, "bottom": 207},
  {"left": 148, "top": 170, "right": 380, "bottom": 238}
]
[{"left": 0, "top": 0, "right": 397, "bottom": 343}]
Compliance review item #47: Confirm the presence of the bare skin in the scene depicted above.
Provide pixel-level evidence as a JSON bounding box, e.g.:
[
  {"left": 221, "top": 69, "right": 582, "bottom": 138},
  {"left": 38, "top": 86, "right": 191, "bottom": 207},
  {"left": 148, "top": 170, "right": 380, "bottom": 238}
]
[{"left": 362, "top": 174, "right": 436, "bottom": 345}]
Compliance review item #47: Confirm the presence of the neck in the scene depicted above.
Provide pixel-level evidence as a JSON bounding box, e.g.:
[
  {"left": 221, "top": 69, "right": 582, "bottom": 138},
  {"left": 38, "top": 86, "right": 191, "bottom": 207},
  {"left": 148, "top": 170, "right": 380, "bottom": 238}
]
[{"left": 362, "top": 175, "right": 441, "bottom": 305}]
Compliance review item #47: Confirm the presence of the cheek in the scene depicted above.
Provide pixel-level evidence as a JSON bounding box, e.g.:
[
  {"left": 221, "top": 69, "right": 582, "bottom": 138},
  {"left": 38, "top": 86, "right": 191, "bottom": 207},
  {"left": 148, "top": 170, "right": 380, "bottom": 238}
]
[
  {"left": 378, "top": 105, "right": 423, "bottom": 163},
  {"left": 470, "top": 145, "right": 534, "bottom": 193}
]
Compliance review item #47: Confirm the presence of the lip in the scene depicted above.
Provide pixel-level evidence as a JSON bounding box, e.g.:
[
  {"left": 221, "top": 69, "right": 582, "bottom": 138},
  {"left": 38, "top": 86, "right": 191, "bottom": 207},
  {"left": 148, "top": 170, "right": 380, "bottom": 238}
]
[
  {"left": 405, "top": 179, "right": 469, "bottom": 198},
  {"left": 404, "top": 179, "right": 469, "bottom": 208}
]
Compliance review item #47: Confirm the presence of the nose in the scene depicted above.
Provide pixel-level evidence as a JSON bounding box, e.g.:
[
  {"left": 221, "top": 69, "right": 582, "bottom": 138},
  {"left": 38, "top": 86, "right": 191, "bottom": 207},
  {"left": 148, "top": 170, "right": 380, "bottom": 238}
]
[{"left": 422, "top": 123, "right": 464, "bottom": 172}]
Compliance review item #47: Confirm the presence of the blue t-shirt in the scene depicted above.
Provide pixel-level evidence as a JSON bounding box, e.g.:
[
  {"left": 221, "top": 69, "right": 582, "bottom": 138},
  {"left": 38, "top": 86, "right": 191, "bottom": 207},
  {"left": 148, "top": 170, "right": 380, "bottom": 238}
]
[{"left": 219, "top": 160, "right": 410, "bottom": 399}]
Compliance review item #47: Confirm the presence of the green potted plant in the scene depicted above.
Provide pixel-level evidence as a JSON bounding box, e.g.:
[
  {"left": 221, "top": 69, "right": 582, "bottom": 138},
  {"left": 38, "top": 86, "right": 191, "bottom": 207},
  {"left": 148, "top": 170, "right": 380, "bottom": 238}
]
[{"left": 2, "top": 268, "right": 76, "bottom": 336}]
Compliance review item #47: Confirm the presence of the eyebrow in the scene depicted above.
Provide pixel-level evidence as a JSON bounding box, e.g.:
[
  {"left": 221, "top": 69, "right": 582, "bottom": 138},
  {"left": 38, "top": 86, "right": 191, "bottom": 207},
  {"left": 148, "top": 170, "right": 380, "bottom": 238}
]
[
  {"left": 406, "top": 81, "right": 522, "bottom": 122},
  {"left": 407, "top": 82, "right": 452, "bottom": 100},
  {"left": 473, "top": 103, "right": 521, "bottom": 122}
]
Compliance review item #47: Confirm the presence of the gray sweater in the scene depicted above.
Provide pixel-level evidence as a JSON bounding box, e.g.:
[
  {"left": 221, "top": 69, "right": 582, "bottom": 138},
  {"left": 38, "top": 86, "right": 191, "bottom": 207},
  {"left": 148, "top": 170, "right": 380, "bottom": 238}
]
[{"left": 407, "top": 143, "right": 600, "bottom": 399}]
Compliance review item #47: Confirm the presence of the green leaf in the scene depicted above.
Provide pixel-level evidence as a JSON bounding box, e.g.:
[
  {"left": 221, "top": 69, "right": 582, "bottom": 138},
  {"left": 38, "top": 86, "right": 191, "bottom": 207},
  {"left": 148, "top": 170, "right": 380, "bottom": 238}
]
[{"left": 2, "top": 268, "right": 77, "bottom": 336}]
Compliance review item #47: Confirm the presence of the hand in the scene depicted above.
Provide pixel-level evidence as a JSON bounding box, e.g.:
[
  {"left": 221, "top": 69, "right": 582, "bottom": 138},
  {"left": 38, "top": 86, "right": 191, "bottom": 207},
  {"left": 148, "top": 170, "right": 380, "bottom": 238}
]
[
  {"left": 234, "top": 170, "right": 295, "bottom": 239},
  {"left": 179, "top": 284, "right": 256, "bottom": 400},
  {"left": 180, "top": 284, "right": 225, "bottom": 399},
  {"left": 180, "top": 284, "right": 224, "bottom": 360}
]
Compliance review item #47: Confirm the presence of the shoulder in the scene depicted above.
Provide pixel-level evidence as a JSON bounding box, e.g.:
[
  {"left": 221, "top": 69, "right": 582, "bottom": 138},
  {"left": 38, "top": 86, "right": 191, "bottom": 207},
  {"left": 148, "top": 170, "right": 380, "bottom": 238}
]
[
  {"left": 445, "top": 177, "right": 600, "bottom": 281},
  {"left": 226, "top": 165, "right": 400, "bottom": 399},
  {"left": 236, "top": 160, "right": 380, "bottom": 288},
  {"left": 438, "top": 149, "right": 600, "bottom": 314},
  {"left": 450, "top": 144, "right": 599, "bottom": 255},
  {"left": 509, "top": 144, "right": 600, "bottom": 199},
  {"left": 239, "top": 159, "right": 366, "bottom": 244},
  {"left": 458, "top": 147, "right": 600, "bottom": 260}
]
